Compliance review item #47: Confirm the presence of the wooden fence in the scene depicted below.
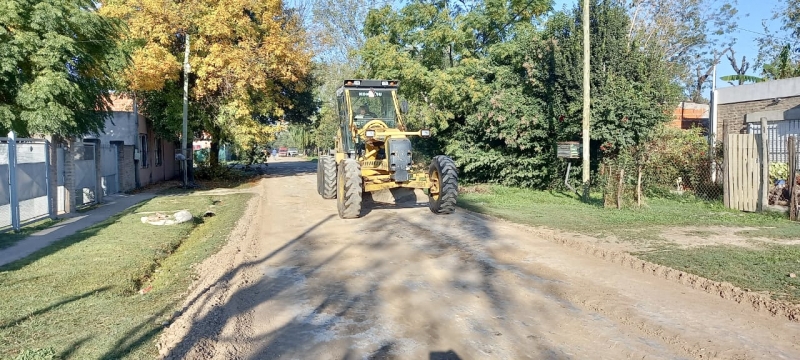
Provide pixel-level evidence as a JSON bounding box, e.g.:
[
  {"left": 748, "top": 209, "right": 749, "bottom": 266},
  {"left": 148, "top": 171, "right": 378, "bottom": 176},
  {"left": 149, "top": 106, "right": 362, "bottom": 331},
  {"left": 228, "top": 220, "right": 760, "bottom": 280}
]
[{"left": 724, "top": 134, "right": 761, "bottom": 212}]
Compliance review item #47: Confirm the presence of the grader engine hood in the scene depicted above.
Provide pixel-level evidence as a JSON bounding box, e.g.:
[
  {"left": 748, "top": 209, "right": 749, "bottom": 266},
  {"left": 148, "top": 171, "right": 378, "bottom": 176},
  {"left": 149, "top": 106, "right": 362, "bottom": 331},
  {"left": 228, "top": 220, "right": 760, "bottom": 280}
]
[{"left": 387, "top": 138, "right": 412, "bottom": 182}]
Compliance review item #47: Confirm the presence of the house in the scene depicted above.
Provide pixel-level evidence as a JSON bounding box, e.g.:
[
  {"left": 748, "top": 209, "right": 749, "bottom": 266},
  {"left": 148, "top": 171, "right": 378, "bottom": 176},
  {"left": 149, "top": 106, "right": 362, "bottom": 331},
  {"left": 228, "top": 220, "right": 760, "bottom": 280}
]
[
  {"left": 716, "top": 77, "right": 800, "bottom": 163},
  {"left": 670, "top": 102, "right": 709, "bottom": 131},
  {"left": 83, "top": 94, "right": 180, "bottom": 191}
]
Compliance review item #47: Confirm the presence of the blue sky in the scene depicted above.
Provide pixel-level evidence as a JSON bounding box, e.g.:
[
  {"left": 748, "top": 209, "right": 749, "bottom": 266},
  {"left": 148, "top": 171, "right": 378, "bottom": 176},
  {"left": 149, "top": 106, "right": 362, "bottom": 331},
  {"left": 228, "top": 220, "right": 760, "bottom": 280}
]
[
  {"left": 362, "top": 0, "right": 791, "bottom": 92},
  {"left": 552, "top": 0, "right": 789, "bottom": 90}
]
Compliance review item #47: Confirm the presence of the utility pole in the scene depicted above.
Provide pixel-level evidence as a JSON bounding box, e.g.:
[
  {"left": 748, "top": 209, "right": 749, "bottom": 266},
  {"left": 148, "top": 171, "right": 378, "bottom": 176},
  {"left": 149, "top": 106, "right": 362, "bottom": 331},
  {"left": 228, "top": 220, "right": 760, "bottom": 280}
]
[
  {"left": 182, "top": 34, "right": 190, "bottom": 188},
  {"left": 581, "top": 0, "right": 591, "bottom": 200},
  {"left": 710, "top": 64, "right": 718, "bottom": 183}
]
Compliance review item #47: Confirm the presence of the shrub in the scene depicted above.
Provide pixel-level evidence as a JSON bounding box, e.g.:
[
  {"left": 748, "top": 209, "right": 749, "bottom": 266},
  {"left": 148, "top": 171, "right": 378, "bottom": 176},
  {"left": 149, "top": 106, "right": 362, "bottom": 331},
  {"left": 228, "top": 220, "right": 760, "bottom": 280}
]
[{"left": 642, "top": 125, "right": 719, "bottom": 199}]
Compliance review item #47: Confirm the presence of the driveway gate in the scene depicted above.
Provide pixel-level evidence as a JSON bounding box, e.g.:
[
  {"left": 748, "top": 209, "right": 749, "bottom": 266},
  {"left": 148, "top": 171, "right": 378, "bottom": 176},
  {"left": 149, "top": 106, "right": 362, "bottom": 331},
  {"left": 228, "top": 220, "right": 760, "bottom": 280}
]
[
  {"left": 0, "top": 133, "right": 53, "bottom": 230},
  {"left": 74, "top": 143, "right": 97, "bottom": 207},
  {"left": 100, "top": 144, "right": 118, "bottom": 196}
]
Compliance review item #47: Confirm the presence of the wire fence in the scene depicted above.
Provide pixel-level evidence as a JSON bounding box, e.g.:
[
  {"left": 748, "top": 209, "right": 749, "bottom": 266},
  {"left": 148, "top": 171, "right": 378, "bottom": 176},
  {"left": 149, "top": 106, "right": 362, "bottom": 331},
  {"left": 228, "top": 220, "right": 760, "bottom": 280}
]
[{"left": 597, "top": 127, "right": 723, "bottom": 208}]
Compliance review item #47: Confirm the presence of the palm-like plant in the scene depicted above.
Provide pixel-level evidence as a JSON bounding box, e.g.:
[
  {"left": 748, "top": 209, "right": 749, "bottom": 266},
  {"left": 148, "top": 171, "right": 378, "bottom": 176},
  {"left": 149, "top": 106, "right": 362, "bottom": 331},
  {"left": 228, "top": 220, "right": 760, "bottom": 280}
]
[{"left": 762, "top": 45, "right": 800, "bottom": 80}]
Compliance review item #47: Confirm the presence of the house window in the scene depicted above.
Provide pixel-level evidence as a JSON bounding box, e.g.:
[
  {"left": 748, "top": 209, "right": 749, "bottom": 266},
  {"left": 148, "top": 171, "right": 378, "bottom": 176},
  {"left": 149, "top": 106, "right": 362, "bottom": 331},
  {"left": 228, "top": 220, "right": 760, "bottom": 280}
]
[
  {"left": 155, "top": 138, "right": 163, "bottom": 166},
  {"left": 139, "top": 134, "right": 148, "bottom": 168}
]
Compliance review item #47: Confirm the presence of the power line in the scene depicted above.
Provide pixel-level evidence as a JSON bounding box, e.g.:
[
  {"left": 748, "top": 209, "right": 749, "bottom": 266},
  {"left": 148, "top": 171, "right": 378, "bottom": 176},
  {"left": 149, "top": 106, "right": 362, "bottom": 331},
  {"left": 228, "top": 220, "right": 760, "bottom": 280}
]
[{"left": 734, "top": 26, "right": 794, "bottom": 43}]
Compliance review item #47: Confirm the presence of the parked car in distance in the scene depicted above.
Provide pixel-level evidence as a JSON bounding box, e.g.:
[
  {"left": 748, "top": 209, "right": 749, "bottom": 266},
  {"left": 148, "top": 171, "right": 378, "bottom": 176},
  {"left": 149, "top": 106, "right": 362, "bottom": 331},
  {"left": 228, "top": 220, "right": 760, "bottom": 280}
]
[
  {"left": 287, "top": 148, "right": 299, "bottom": 157},
  {"left": 278, "top": 147, "right": 288, "bottom": 157}
]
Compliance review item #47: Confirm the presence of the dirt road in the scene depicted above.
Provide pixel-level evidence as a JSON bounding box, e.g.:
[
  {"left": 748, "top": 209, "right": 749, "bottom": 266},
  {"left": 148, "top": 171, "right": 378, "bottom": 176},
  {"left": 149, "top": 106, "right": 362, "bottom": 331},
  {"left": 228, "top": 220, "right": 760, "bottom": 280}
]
[{"left": 158, "top": 158, "right": 800, "bottom": 360}]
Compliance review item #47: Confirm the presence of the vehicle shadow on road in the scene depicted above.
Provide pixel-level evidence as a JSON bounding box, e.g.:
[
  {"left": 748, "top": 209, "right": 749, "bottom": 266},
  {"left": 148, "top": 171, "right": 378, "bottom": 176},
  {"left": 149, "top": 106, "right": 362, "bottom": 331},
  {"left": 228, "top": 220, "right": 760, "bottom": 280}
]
[
  {"left": 162, "top": 199, "right": 576, "bottom": 359},
  {"left": 360, "top": 189, "right": 429, "bottom": 217}
]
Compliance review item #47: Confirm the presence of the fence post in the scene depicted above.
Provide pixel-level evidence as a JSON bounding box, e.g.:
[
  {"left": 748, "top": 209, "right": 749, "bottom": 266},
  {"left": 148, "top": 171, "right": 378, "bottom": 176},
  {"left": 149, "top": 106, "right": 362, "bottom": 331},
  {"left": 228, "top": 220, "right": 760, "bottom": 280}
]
[
  {"left": 789, "top": 136, "right": 797, "bottom": 221},
  {"left": 63, "top": 139, "right": 76, "bottom": 214},
  {"left": 44, "top": 140, "right": 55, "bottom": 220},
  {"left": 8, "top": 131, "right": 19, "bottom": 231},
  {"left": 47, "top": 135, "right": 59, "bottom": 219},
  {"left": 723, "top": 120, "right": 730, "bottom": 208},
  {"left": 91, "top": 140, "right": 103, "bottom": 204},
  {"left": 759, "top": 117, "right": 769, "bottom": 212}
]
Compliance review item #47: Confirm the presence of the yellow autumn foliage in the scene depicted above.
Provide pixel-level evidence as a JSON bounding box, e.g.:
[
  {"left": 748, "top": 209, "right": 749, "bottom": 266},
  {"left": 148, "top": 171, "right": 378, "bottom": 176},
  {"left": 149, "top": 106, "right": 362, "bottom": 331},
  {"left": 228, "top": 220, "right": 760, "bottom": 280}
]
[{"left": 100, "top": 0, "right": 312, "bottom": 149}]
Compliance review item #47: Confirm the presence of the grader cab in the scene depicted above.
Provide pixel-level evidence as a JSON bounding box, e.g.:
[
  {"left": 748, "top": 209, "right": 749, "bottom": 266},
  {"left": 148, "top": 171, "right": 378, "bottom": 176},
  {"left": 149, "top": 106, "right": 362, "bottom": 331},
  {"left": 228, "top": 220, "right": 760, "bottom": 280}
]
[{"left": 316, "top": 79, "right": 459, "bottom": 219}]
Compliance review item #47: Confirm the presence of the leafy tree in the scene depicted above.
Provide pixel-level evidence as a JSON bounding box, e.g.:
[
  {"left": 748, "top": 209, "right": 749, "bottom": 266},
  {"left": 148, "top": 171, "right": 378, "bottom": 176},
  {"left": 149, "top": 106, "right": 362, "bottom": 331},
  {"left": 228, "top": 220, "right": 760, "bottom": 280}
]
[
  {"left": 100, "top": 0, "right": 313, "bottom": 166},
  {"left": 541, "top": 0, "right": 681, "bottom": 160},
  {"left": 360, "top": 0, "right": 554, "bottom": 186},
  {"left": 620, "top": 0, "right": 740, "bottom": 101},
  {"left": 306, "top": 0, "right": 389, "bottom": 150},
  {"left": 762, "top": 44, "right": 800, "bottom": 80},
  {"left": 0, "top": 0, "right": 122, "bottom": 137}
]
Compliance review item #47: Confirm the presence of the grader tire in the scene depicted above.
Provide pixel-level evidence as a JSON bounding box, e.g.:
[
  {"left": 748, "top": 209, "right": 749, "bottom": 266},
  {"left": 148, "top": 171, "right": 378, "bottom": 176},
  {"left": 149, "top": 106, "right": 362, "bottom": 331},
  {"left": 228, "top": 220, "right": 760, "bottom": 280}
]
[
  {"left": 316, "top": 157, "right": 323, "bottom": 195},
  {"left": 428, "top": 155, "right": 458, "bottom": 214},
  {"left": 320, "top": 156, "right": 337, "bottom": 199},
  {"left": 337, "top": 159, "right": 362, "bottom": 219}
]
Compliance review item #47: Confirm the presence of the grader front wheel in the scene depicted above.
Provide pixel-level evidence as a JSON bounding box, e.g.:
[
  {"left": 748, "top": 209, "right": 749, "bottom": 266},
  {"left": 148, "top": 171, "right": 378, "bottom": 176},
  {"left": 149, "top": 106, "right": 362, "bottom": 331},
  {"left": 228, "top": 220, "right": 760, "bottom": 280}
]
[
  {"left": 428, "top": 155, "right": 458, "bottom": 214},
  {"left": 337, "top": 159, "right": 363, "bottom": 219},
  {"left": 319, "top": 156, "right": 337, "bottom": 199}
]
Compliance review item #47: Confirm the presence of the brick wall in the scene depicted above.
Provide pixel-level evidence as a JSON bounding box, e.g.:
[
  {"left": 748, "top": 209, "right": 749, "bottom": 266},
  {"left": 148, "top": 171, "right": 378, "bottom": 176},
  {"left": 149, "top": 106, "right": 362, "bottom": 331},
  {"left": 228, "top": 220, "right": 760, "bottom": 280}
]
[
  {"left": 119, "top": 145, "right": 136, "bottom": 192},
  {"left": 717, "top": 95, "right": 800, "bottom": 140}
]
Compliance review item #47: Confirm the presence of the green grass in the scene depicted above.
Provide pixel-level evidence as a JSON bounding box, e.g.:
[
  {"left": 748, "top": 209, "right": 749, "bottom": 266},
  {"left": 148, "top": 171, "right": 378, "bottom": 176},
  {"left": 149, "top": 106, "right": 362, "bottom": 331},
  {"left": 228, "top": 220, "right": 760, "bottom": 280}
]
[
  {"left": 638, "top": 245, "right": 800, "bottom": 302},
  {"left": 459, "top": 185, "right": 797, "bottom": 240},
  {"left": 0, "top": 192, "right": 252, "bottom": 359},
  {"left": 460, "top": 185, "right": 800, "bottom": 303},
  {"left": 0, "top": 219, "right": 62, "bottom": 250}
]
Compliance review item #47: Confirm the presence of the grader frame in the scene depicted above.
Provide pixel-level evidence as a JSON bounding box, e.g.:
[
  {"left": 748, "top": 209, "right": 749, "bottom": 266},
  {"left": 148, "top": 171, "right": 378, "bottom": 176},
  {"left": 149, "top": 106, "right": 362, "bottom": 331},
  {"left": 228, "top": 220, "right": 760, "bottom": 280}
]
[{"left": 316, "top": 79, "right": 458, "bottom": 219}]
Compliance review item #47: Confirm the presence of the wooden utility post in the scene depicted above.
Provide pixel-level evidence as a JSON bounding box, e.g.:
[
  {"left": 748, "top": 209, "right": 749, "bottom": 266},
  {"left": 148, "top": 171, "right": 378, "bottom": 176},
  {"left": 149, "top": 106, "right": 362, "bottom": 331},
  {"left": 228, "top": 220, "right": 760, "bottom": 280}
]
[
  {"left": 581, "top": 0, "right": 591, "bottom": 200},
  {"left": 723, "top": 120, "right": 730, "bottom": 208},
  {"left": 182, "top": 34, "right": 190, "bottom": 188},
  {"left": 789, "top": 136, "right": 797, "bottom": 221},
  {"left": 759, "top": 117, "right": 769, "bottom": 212}
]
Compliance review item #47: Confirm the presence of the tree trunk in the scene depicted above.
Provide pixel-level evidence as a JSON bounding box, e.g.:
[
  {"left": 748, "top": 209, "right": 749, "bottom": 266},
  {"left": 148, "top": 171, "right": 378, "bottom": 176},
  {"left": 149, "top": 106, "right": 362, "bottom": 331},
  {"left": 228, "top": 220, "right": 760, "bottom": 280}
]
[
  {"left": 210, "top": 140, "right": 220, "bottom": 167},
  {"left": 636, "top": 165, "right": 643, "bottom": 207},
  {"left": 617, "top": 168, "right": 625, "bottom": 209}
]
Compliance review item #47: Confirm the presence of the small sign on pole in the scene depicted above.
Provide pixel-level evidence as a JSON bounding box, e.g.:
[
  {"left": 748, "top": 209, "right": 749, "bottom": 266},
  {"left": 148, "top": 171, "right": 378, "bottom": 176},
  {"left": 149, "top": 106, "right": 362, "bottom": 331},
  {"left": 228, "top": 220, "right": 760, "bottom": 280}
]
[{"left": 557, "top": 141, "right": 581, "bottom": 159}]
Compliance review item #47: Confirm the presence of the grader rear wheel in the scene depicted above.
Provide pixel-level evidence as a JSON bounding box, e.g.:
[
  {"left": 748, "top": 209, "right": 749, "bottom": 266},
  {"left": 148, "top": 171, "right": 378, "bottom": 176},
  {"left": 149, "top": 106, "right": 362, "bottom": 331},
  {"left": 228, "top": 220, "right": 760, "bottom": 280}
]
[
  {"left": 428, "top": 155, "right": 458, "bottom": 214},
  {"left": 337, "top": 159, "right": 363, "bottom": 219},
  {"left": 320, "top": 156, "right": 337, "bottom": 199}
]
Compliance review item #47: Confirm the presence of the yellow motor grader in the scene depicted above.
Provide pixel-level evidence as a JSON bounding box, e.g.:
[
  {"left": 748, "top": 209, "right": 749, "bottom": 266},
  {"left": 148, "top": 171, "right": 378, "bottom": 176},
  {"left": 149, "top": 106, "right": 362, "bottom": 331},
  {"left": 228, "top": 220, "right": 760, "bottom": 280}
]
[{"left": 316, "top": 79, "right": 458, "bottom": 219}]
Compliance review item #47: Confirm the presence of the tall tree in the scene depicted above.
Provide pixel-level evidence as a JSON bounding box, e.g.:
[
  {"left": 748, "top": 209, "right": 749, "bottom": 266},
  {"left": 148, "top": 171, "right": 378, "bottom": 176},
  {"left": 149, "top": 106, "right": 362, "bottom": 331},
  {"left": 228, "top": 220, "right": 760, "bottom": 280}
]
[
  {"left": 0, "top": 0, "right": 122, "bottom": 137},
  {"left": 306, "top": 0, "right": 389, "bottom": 149},
  {"left": 721, "top": 49, "right": 764, "bottom": 85},
  {"left": 756, "top": 0, "right": 798, "bottom": 69},
  {"left": 619, "top": 0, "right": 740, "bottom": 101},
  {"left": 542, "top": 0, "right": 681, "bottom": 159},
  {"left": 762, "top": 44, "right": 800, "bottom": 79},
  {"left": 100, "top": 0, "right": 313, "bottom": 166}
]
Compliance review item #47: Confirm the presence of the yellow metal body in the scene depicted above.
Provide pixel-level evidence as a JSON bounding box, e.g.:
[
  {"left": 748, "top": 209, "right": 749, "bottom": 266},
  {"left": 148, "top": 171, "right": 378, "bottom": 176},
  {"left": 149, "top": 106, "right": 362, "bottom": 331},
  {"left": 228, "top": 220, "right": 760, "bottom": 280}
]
[{"left": 334, "top": 81, "right": 431, "bottom": 193}]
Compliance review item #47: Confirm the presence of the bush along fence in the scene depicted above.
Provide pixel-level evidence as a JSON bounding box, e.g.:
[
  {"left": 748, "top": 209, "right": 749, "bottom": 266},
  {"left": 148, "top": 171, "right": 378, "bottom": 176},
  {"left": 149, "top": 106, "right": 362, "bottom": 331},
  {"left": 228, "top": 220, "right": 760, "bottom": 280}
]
[{"left": 597, "top": 126, "right": 723, "bottom": 209}]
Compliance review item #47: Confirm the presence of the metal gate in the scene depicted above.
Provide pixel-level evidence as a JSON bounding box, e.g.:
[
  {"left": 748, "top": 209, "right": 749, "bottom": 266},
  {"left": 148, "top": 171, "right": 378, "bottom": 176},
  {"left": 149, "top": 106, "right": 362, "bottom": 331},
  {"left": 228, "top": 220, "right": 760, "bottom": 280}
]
[
  {"left": 100, "top": 144, "right": 118, "bottom": 196},
  {"left": 74, "top": 143, "right": 97, "bottom": 207},
  {"left": 0, "top": 133, "right": 52, "bottom": 230},
  {"left": 748, "top": 120, "right": 800, "bottom": 163}
]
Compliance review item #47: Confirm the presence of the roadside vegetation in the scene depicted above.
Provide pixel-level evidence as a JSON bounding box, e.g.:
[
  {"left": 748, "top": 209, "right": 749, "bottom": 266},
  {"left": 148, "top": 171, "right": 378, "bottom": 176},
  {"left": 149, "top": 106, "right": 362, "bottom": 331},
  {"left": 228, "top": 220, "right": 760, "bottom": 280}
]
[
  {"left": 459, "top": 185, "right": 800, "bottom": 303},
  {"left": 0, "top": 219, "right": 62, "bottom": 250},
  {"left": 0, "top": 193, "right": 252, "bottom": 359}
]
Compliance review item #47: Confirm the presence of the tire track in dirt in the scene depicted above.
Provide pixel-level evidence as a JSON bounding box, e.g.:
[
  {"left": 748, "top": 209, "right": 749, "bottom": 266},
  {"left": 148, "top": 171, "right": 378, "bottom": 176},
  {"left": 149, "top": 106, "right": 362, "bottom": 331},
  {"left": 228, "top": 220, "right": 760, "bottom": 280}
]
[{"left": 157, "top": 159, "right": 800, "bottom": 359}]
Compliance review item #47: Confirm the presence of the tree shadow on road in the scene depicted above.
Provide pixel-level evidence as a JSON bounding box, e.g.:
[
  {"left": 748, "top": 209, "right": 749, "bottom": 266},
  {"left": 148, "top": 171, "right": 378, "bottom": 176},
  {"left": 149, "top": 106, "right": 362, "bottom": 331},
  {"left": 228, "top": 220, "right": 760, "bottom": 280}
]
[{"left": 162, "top": 199, "right": 578, "bottom": 359}]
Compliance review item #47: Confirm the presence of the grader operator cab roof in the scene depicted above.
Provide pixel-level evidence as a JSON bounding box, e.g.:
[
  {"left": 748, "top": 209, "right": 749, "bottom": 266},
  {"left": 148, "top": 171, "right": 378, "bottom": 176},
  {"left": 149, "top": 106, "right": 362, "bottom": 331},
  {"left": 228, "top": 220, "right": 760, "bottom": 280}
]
[
  {"left": 336, "top": 80, "right": 400, "bottom": 95},
  {"left": 342, "top": 79, "right": 399, "bottom": 88}
]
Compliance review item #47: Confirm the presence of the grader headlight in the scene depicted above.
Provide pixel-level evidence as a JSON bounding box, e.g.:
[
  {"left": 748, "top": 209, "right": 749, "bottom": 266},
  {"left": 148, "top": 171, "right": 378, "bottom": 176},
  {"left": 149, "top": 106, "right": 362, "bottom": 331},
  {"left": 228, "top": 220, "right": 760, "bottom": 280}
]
[{"left": 420, "top": 129, "right": 431, "bottom": 138}]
